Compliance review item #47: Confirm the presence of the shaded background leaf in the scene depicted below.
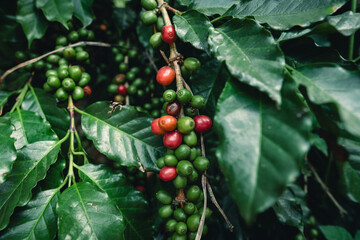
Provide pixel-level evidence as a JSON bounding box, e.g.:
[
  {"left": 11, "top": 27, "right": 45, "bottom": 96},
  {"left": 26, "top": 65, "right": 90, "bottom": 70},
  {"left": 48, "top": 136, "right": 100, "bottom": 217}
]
[
  {"left": 36, "top": 0, "right": 74, "bottom": 29},
  {"left": 73, "top": 0, "right": 94, "bottom": 27},
  {"left": 0, "top": 189, "right": 59, "bottom": 240},
  {"left": 0, "top": 117, "right": 17, "bottom": 184}
]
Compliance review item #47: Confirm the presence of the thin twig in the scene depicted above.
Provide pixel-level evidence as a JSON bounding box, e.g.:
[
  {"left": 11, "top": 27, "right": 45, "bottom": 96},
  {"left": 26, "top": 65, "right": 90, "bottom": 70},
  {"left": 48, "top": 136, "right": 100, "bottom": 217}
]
[
  {"left": 0, "top": 41, "right": 134, "bottom": 84},
  {"left": 144, "top": 50, "right": 158, "bottom": 72},
  {"left": 165, "top": 5, "right": 182, "bottom": 15},
  {"left": 207, "top": 182, "right": 234, "bottom": 232},
  {"left": 196, "top": 173, "right": 207, "bottom": 240},
  {"left": 308, "top": 162, "right": 347, "bottom": 216},
  {"left": 159, "top": 50, "right": 170, "bottom": 66}
]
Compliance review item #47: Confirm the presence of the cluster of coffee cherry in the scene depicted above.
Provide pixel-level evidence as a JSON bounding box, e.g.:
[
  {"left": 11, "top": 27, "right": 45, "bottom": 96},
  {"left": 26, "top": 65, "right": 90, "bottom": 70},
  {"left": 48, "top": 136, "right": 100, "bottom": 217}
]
[
  {"left": 42, "top": 27, "right": 94, "bottom": 101},
  {"left": 140, "top": 0, "right": 214, "bottom": 238}
]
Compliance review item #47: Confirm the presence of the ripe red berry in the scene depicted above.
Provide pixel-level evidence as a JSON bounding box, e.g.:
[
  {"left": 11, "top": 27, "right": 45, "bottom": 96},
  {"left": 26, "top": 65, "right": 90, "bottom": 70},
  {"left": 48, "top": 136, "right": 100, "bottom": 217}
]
[
  {"left": 135, "top": 185, "right": 146, "bottom": 193},
  {"left": 159, "top": 166, "right": 177, "bottom": 181},
  {"left": 194, "top": 115, "right": 212, "bottom": 133},
  {"left": 163, "top": 130, "right": 182, "bottom": 149},
  {"left": 159, "top": 115, "right": 177, "bottom": 131},
  {"left": 151, "top": 118, "right": 166, "bottom": 135},
  {"left": 83, "top": 85, "right": 92, "bottom": 96},
  {"left": 117, "top": 84, "right": 127, "bottom": 95},
  {"left": 156, "top": 66, "right": 175, "bottom": 86},
  {"left": 161, "top": 25, "right": 177, "bottom": 44}
]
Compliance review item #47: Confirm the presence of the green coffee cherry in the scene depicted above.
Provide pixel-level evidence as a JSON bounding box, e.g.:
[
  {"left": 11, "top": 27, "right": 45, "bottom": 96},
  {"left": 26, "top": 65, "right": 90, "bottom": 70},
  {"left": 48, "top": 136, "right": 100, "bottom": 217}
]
[
  {"left": 175, "top": 144, "right": 191, "bottom": 160},
  {"left": 69, "top": 65, "right": 82, "bottom": 81},
  {"left": 157, "top": 17, "right": 165, "bottom": 31},
  {"left": 46, "top": 69, "right": 58, "bottom": 78},
  {"left": 47, "top": 76, "right": 61, "bottom": 88},
  {"left": 150, "top": 32, "right": 163, "bottom": 48},
  {"left": 158, "top": 205, "right": 173, "bottom": 219},
  {"left": 141, "top": 0, "right": 157, "bottom": 10},
  {"left": 175, "top": 222, "right": 187, "bottom": 235},
  {"left": 156, "top": 190, "right": 172, "bottom": 204},
  {"left": 163, "top": 89, "right": 177, "bottom": 102},
  {"left": 72, "top": 86, "right": 85, "bottom": 101},
  {"left": 199, "top": 207, "right": 212, "bottom": 219},
  {"left": 189, "top": 148, "right": 198, "bottom": 161},
  {"left": 68, "top": 31, "right": 79, "bottom": 42},
  {"left": 56, "top": 36, "right": 67, "bottom": 46},
  {"left": 184, "top": 203, "right": 196, "bottom": 215},
  {"left": 177, "top": 117, "right": 195, "bottom": 134},
  {"left": 62, "top": 78, "right": 75, "bottom": 91},
  {"left": 186, "top": 185, "right": 201, "bottom": 202},
  {"left": 166, "top": 219, "right": 177, "bottom": 232},
  {"left": 190, "top": 95, "right": 206, "bottom": 109},
  {"left": 141, "top": 11, "right": 157, "bottom": 25},
  {"left": 184, "top": 57, "right": 201, "bottom": 72},
  {"left": 177, "top": 160, "right": 193, "bottom": 177},
  {"left": 164, "top": 154, "right": 178, "bottom": 167},
  {"left": 193, "top": 156, "right": 210, "bottom": 171},
  {"left": 183, "top": 131, "right": 197, "bottom": 147},
  {"left": 173, "top": 175, "right": 187, "bottom": 189},
  {"left": 107, "top": 84, "right": 118, "bottom": 93},
  {"left": 63, "top": 47, "right": 76, "bottom": 59},
  {"left": 55, "top": 88, "right": 68, "bottom": 101},
  {"left": 156, "top": 157, "right": 165, "bottom": 168},
  {"left": 188, "top": 169, "right": 198, "bottom": 182},
  {"left": 76, "top": 51, "right": 89, "bottom": 61},
  {"left": 177, "top": 89, "right": 192, "bottom": 103},
  {"left": 187, "top": 214, "right": 200, "bottom": 232},
  {"left": 174, "top": 208, "right": 187, "bottom": 222},
  {"left": 78, "top": 73, "right": 91, "bottom": 87},
  {"left": 43, "top": 82, "right": 53, "bottom": 92},
  {"left": 47, "top": 54, "right": 60, "bottom": 64}
]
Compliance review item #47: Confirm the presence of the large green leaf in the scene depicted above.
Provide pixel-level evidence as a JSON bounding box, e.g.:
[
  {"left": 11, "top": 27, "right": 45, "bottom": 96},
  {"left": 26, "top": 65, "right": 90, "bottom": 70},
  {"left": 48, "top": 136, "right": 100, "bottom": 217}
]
[
  {"left": 22, "top": 87, "right": 70, "bottom": 138},
  {"left": 0, "top": 189, "right": 59, "bottom": 240},
  {"left": 73, "top": 0, "right": 94, "bottom": 27},
  {"left": 208, "top": 18, "right": 285, "bottom": 104},
  {"left": 112, "top": 8, "right": 136, "bottom": 31},
  {"left": 319, "top": 225, "right": 353, "bottom": 240},
  {"left": 16, "top": 0, "right": 49, "bottom": 47},
  {"left": 0, "top": 117, "right": 17, "bottom": 184},
  {"left": 10, "top": 110, "right": 58, "bottom": 150},
  {"left": 78, "top": 164, "right": 152, "bottom": 240},
  {"left": 79, "top": 102, "right": 164, "bottom": 170},
  {"left": 189, "top": 59, "right": 229, "bottom": 117},
  {"left": 214, "top": 78, "right": 312, "bottom": 223},
  {"left": 224, "top": 0, "right": 347, "bottom": 30},
  {"left": 36, "top": 0, "right": 73, "bottom": 29},
  {"left": 340, "top": 162, "right": 360, "bottom": 203},
  {"left": 328, "top": 11, "right": 360, "bottom": 36},
  {"left": 39, "top": 156, "right": 66, "bottom": 190},
  {"left": 273, "top": 188, "right": 303, "bottom": 232},
  {"left": 189, "top": 0, "right": 237, "bottom": 16},
  {"left": 339, "top": 138, "right": 360, "bottom": 170},
  {"left": 289, "top": 63, "right": 360, "bottom": 141},
  {"left": 0, "top": 139, "right": 61, "bottom": 230},
  {"left": 173, "top": 10, "right": 211, "bottom": 54},
  {"left": 57, "top": 182, "right": 125, "bottom": 240}
]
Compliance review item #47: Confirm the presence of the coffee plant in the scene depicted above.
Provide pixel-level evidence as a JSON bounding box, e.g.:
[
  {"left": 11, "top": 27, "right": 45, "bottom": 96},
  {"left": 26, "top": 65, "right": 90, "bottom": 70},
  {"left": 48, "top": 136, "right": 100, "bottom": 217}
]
[{"left": 0, "top": 0, "right": 360, "bottom": 239}]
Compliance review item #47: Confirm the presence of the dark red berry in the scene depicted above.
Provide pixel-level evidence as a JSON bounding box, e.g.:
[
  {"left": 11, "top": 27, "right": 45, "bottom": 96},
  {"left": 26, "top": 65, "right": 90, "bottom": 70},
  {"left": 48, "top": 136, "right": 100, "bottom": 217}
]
[
  {"left": 160, "top": 166, "right": 177, "bottom": 181},
  {"left": 194, "top": 115, "right": 212, "bottom": 133},
  {"left": 166, "top": 101, "right": 181, "bottom": 116},
  {"left": 163, "top": 130, "right": 183, "bottom": 149},
  {"left": 156, "top": 66, "right": 175, "bottom": 86},
  {"left": 83, "top": 85, "right": 92, "bottom": 96},
  {"left": 151, "top": 118, "right": 166, "bottom": 135},
  {"left": 161, "top": 25, "right": 177, "bottom": 44},
  {"left": 135, "top": 185, "right": 145, "bottom": 193},
  {"left": 117, "top": 84, "right": 127, "bottom": 95}
]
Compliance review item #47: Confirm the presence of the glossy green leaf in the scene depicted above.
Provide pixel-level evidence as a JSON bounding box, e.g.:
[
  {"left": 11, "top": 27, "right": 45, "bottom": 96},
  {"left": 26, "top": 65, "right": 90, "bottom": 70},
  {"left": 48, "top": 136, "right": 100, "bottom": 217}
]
[
  {"left": 339, "top": 138, "right": 360, "bottom": 170},
  {"left": 190, "top": 0, "right": 237, "bottom": 16},
  {"left": 340, "top": 162, "right": 360, "bottom": 203},
  {"left": 16, "top": 0, "right": 49, "bottom": 47},
  {"left": 319, "top": 225, "right": 353, "bottom": 240},
  {"left": 208, "top": 18, "right": 285, "bottom": 104},
  {"left": 39, "top": 156, "right": 65, "bottom": 190},
  {"left": 36, "top": 0, "right": 74, "bottom": 29},
  {"left": 79, "top": 102, "right": 164, "bottom": 170},
  {"left": 57, "top": 182, "right": 125, "bottom": 240},
  {"left": 10, "top": 110, "right": 58, "bottom": 150},
  {"left": 78, "top": 164, "right": 151, "bottom": 240},
  {"left": 0, "top": 91, "right": 16, "bottom": 109},
  {"left": 173, "top": 10, "right": 211, "bottom": 54},
  {"left": 278, "top": 23, "right": 334, "bottom": 42},
  {"left": 224, "top": 0, "right": 346, "bottom": 30},
  {"left": 22, "top": 87, "right": 70, "bottom": 138},
  {"left": 0, "top": 117, "right": 17, "bottom": 184},
  {"left": 214, "top": 78, "right": 312, "bottom": 223},
  {"left": 0, "top": 139, "right": 61, "bottom": 230},
  {"left": 289, "top": 63, "right": 360, "bottom": 141},
  {"left": 273, "top": 188, "right": 303, "bottom": 232},
  {"left": 189, "top": 59, "right": 229, "bottom": 117},
  {"left": 0, "top": 189, "right": 59, "bottom": 240},
  {"left": 176, "top": 0, "right": 192, "bottom": 6},
  {"left": 73, "top": 0, "right": 94, "bottom": 27},
  {"left": 328, "top": 11, "right": 360, "bottom": 36}
]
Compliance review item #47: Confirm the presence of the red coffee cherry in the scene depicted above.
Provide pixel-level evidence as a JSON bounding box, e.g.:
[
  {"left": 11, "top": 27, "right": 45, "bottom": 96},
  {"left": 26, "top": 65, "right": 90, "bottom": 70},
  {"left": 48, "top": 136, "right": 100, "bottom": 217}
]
[
  {"left": 163, "top": 130, "right": 183, "bottom": 149},
  {"left": 156, "top": 66, "right": 175, "bottom": 86},
  {"left": 194, "top": 115, "right": 212, "bottom": 133},
  {"left": 165, "top": 101, "right": 181, "bottom": 116},
  {"left": 151, "top": 118, "right": 166, "bottom": 135},
  {"left": 159, "top": 166, "right": 177, "bottom": 181},
  {"left": 135, "top": 185, "right": 146, "bottom": 193},
  {"left": 161, "top": 25, "right": 177, "bottom": 44},
  {"left": 83, "top": 85, "right": 92, "bottom": 96},
  {"left": 117, "top": 84, "right": 127, "bottom": 95},
  {"left": 159, "top": 115, "right": 177, "bottom": 132}
]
